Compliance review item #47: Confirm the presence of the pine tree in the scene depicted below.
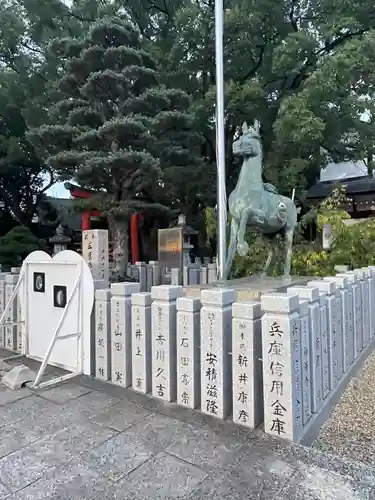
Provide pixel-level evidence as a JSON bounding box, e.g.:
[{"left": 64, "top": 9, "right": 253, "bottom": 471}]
[{"left": 28, "top": 16, "right": 202, "bottom": 275}]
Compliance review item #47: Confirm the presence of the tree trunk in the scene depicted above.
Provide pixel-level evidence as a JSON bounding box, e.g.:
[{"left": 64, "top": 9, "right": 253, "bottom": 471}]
[{"left": 111, "top": 218, "right": 129, "bottom": 278}]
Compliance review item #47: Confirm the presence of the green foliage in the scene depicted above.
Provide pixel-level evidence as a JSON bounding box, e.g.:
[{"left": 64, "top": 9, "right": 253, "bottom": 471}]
[
  {"left": 0, "top": 226, "right": 46, "bottom": 269},
  {"left": 0, "top": 104, "right": 53, "bottom": 226},
  {"left": 28, "top": 16, "right": 202, "bottom": 221},
  {"left": 2, "top": 0, "right": 375, "bottom": 241},
  {"left": 155, "top": 0, "right": 375, "bottom": 197}
]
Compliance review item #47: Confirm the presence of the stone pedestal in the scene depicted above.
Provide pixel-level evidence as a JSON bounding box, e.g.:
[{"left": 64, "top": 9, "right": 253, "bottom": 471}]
[
  {"left": 232, "top": 301, "right": 263, "bottom": 428},
  {"left": 151, "top": 286, "right": 183, "bottom": 402},
  {"left": 262, "top": 293, "right": 302, "bottom": 441},
  {"left": 110, "top": 282, "right": 140, "bottom": 387},
  {"left": 95, "top": 289, "right": 111, "bottom": 381},
  {"left": 200, "top": 288, "right": 235, "bottom": 419},
  {"left": 176, "top": 297, "right": 201, "bottom": 409},
  {"left": 82, "top": 230, "right": 109, "bottom": 283},
  {"left": 131, "top": 293, "right": 152, "bottom": 394}
]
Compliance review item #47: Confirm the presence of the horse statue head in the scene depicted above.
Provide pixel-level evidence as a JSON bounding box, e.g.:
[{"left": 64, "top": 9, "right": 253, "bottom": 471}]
[{"left": 232, "top": 120, "right": 261, "bottom": 159}]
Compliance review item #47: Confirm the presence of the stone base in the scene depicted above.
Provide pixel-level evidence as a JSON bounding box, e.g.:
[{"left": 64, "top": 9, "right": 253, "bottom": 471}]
[{"left": 184, "top": 275, "right": 316, "bottom": 301}]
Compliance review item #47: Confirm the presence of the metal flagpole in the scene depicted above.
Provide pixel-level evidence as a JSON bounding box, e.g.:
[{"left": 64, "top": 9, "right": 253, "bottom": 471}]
[{"left": 215, "top": 0, "right": 227, "bottom": 280}]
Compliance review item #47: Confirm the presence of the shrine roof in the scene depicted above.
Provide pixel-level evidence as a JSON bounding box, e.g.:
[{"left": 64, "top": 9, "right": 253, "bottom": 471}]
[{"left": 307, "top": 175, "right": 375, "bottom": 200}]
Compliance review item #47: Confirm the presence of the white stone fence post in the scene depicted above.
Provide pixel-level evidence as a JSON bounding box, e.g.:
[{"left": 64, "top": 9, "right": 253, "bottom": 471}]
[
  {"left": 261, "top": 293, "right": 303, "bottom": 441},
  {"left": 89, "top": 266, "right": 375, "bottom": 446},
  {"left": 151, "top": 285, "right": 183, "bottom": 402},
  {"left": 200, "top": 288, "right": 234, "bottom": 419},
  {"left": 232, "top": 301, "right": 263, "bottom": 428},
  {"left": 95, "top": 288, "right": 111, "bottom": 381},
  {"left": 176, "top": 297, "right": 201, "bottom": 409},
  {"left": 131, "top": 292, "right": 152, "bottom": 393}
]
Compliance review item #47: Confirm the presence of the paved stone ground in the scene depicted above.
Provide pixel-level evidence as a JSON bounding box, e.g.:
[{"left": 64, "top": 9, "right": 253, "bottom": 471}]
[
  {"left": 0, "top": 353, "right": 374, "bottom": 499},
  {"left": 314, "top": 349, "right": 375, "bottom": 466}
]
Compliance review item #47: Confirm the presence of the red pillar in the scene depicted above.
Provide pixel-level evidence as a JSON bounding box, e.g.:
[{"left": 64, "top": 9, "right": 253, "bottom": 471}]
[
  {"left": 82, "top": 211, "right": 91, "bottom": 231},
  {"left": 130, "top": 214, "right": 140, "bottom": 264}
]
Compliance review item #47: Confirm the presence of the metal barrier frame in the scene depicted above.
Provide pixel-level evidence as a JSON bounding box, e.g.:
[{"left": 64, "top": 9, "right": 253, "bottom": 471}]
[{"left": 0, "top": 261, "right": 84, "bottom": 389}]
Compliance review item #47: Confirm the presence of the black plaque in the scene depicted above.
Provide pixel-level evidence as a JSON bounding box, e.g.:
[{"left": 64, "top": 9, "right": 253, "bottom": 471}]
[
  {"left": 158, "top": 228, "right": 183, "bottom": 272},
  {"left": 33, "top": 272, "right": 45, "bottom": 293},
  {"left": 53, "top": 285, "right": 67, "bottom": 308}
]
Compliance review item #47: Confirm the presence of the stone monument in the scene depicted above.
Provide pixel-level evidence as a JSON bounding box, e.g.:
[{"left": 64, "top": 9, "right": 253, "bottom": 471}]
[{"left": 224, "top": 121, "right": 298, "bottom": 279}]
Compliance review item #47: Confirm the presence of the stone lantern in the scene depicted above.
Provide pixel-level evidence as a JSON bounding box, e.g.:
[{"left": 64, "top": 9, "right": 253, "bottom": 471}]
[
  {"left": 49, "top": 225, "right": 71, "bottom": 255},
  {"left": 176, "top": 214, "right": 198, "bottom": 266}
]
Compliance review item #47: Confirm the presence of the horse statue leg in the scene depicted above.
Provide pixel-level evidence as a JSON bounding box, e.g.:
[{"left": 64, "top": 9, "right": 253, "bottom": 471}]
[
  {"left": 261, "top": 243, "right": 274, "bottom": 279},
  {"left": 283, "top": 226, "right": 295, "bottom": 278},
  {"left": 237, "top": 208, "right": 250, "bottom": 256},
  {"left": 223, "top": 217, "right": 239, "bottom": 280}
]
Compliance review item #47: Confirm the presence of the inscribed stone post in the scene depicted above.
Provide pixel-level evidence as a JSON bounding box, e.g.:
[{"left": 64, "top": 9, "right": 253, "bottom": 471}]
[
  {"left": 151, "top": 285, "right": 183, "bottom": 402},
  {"left": 90, "top": 279, "right": 108, "bottom": 376},
  {"left": 262, "top": 293, "right": 302, "bottom": 441},
  {"left": 318, "top": 294, "right": 330, "bottom": 399},
  {"left": 5, "top": 274, "right": 18, "bottom": 351},
  {"left": 299, "top": 301, "right": 312, "bottom": 424},
  {"left": 0, "top": 279, "right": 5, "bottom": 347},
  {"left": 232, "top": 301, "right": 263, "bottom": 428},
  {"left": 338, "top": 272, "right": 362, "bottom": 359},
  {"left": 135, "top": 262, "right": 147, "bottom": 292},
  {"left": 110, "top": 282, "right": 140, "bottom": 387},
  {"left": 131, "top": 293, "right": 152, "bottom": 394},
  {"left": 349, "top": 270, "right": 365, "bottom": 351},
  {"left": 350, "top": 269, "right": 368, "bottom": 348},
  {"left": 95, "top": 289, "right": 111, "bottom": 381},
  {"left": 358, "top": 268, "right": 371, "bottom": 347},
  {"left": 188, "top": 268, "right": 200, "bottom": 286},
  {"left": 171, "top": 268, "right": 182, "bottom": 286},
  {"left": 82, "top": 230, "right": 109, "bottom": 283},
  {"left": 146, "top": 264, "right": 153, "bottom": 292},
  {"left": 207, "top": 264, "right": 217, "bottom": 283},
  {"left": 307, "top": 280, "right": 338, "bottom": 390},
  {"left": 183, "top": 266, "right": 189, "bottom": 286},
  {"left": 367, "top": 266, "right": 375, "bottom": 339},
  {"left": 176, "top": 297, "right": 201, "bottom": 409},
  {"left": 287, "top": 286, "right": 322, "bottom": 414},
  {"left": 325, "top": 276, "right": 349, "bottom": 373},
  {"left": 200, "top": 288, "right": 235, "bottom": 419},
  {"left": 200, "top": 266, "right": 208, "bottom": 285},
  {"left": 150, "top": 261, "right": 162, "bottom": 286}
]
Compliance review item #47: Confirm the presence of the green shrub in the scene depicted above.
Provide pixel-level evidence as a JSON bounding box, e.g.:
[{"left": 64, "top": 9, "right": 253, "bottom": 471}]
[{"left": 0, "top": 226, "right": 47, "bottom": 270}]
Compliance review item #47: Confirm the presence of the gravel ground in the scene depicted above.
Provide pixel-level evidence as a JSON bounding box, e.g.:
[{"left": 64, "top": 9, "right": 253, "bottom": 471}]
[{"left": 313, "top": 349, "right": 375, "bottom": 465}]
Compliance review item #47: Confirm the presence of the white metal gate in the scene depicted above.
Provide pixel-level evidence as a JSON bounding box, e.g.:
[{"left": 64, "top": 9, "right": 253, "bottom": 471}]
[{"left": 0, "top": 251, "right": 94, "bottom": 389}]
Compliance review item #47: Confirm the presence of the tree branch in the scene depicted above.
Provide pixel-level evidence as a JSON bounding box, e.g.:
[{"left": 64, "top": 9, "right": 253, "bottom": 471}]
[
  {"left": 289, "top": 0, "right": 298, "bottom": 32},
  {"left": 286, "top": 28, "right": 367, "bottom": 91}
]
